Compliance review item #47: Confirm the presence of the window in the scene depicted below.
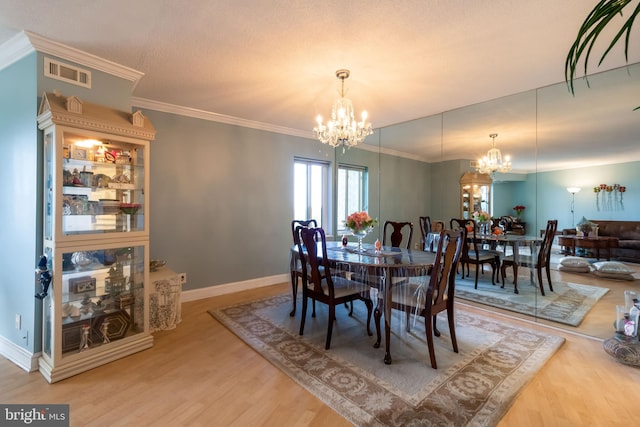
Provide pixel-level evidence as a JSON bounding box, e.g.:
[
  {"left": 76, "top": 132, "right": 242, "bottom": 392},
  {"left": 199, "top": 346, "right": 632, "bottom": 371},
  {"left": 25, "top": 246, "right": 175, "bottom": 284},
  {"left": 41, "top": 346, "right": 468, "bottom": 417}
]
[
  {"left": 337, "top": 164, "right": 367, "bottom": 233},
  {"left": 293, "top": 158, "right": 330, "bottom": 229}
]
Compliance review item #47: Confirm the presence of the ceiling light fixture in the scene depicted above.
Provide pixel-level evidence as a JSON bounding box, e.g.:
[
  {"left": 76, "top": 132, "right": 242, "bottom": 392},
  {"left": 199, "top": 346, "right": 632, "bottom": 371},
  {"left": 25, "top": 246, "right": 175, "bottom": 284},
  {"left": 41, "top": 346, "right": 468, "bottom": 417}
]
[
  {"left": 476, "top": 133, "right": 512, "bottom": 175},
  {"left": 313, "top": 69, "right": 372, "bottom": 150}
]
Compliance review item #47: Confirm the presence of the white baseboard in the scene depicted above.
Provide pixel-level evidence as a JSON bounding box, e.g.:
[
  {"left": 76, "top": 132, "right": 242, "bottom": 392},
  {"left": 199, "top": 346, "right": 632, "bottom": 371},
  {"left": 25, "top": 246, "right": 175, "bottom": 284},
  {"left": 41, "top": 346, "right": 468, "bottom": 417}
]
[
  {"left": 0, "top": 334, "right": 40, "bottom": 372},
  {"left": 181, "top": 273, "right": 288, "bottom": 302}
]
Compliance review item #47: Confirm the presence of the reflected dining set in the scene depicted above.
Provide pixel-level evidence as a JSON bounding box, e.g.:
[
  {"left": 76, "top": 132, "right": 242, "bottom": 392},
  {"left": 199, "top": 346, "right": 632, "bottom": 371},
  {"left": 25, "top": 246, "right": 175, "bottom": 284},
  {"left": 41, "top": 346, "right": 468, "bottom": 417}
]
[{"left": 290, "top": 219, "right": 466, "bottom": 368}]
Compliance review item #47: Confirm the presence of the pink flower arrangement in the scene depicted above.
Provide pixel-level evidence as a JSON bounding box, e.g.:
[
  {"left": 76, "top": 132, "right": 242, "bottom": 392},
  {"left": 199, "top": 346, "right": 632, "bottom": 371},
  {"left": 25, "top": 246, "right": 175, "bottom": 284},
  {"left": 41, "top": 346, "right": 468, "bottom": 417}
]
[{"left": 344, "top": 211, "right": 377, "bottom": 233}]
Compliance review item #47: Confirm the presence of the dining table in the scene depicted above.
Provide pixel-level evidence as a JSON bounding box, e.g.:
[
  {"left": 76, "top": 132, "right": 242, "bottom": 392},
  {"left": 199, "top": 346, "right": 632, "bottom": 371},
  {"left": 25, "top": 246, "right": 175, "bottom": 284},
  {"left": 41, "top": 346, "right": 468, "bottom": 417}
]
[
  {"left": 291, "top": 240, "right": 436, "bottom": 364},
  {"left": 474, "top": 233, "right": 543, "bottom": 263}
]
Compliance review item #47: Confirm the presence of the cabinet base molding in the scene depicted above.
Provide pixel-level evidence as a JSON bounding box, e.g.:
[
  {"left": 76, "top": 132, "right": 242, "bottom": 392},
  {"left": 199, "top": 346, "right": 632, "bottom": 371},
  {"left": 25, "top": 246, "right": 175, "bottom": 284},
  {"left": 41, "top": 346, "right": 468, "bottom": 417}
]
[{"left": 38, "top": 334, "right": 153, "bottom": 383}]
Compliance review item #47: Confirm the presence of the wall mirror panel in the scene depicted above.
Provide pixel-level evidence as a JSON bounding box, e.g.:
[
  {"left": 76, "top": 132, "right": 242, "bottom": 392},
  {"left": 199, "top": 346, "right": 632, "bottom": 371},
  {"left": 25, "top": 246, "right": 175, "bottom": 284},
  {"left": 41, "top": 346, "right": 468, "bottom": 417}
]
[{"left": 373, "top": 62, "right": 640, "bottom": 340}]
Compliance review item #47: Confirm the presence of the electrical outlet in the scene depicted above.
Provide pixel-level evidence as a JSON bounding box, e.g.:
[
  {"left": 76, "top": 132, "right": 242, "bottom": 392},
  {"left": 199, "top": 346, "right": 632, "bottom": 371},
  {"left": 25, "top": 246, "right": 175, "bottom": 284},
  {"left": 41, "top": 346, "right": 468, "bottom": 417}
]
[
  {"left": 179, "top": 273, "right": 187, "bottom": 286},
  {"left": 15, "top": 314, "right": 21, "bottom": 330},
  {"left": 414, "top": 243, "right": 420, "bottom": 250}
]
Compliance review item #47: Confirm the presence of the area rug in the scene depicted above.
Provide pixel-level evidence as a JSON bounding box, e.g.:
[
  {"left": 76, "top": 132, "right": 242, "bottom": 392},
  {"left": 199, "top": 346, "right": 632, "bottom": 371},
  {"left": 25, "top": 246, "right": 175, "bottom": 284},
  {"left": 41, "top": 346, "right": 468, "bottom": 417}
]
[
  {"left": 455, "top": 276, "right": 609, "bottom": 326},
  {"left": 209, "top": 293, "right": 564, "bottom": 427}
]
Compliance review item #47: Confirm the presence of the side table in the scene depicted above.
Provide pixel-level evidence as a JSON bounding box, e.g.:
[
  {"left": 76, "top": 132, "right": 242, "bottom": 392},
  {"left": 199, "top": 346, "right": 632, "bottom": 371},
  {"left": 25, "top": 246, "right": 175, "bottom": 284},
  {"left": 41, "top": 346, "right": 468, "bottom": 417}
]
[
  {"left": 149, "top": 268, "right": 185, "bottom": 332},
  {"left": 603, "top": 335, "right": 640, "bottom": 367}
]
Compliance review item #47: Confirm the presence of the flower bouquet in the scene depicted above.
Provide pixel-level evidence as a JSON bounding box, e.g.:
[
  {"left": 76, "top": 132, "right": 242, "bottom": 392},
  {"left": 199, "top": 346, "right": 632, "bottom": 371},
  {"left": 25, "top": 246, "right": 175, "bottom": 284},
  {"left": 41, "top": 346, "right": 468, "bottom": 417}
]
[
  {"left": 513, "top": 205, "right": 525, "bottom": 220},
  {"left": 344, "top": 211, "right": 378, "bottom": 252}
]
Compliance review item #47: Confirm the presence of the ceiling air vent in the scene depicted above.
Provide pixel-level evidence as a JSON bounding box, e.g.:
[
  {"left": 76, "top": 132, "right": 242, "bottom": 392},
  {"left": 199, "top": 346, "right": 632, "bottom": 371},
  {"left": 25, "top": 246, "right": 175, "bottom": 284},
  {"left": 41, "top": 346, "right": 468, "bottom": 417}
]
[{"left": 44, "top": 57, "right": 91, "bottom": 89}]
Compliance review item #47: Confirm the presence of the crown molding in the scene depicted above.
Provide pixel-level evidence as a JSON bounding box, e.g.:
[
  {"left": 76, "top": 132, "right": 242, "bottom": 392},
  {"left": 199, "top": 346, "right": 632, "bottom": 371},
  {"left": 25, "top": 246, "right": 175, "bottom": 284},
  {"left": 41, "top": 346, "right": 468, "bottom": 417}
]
[
  {"left": 131, "top": 97, "right": 314, "bottom": 139},
  {"left": 131, "top": 97, "right": 429, "bottom": 161},
  {"left": 0, "top": 31, "right": 144, "bottom": 87}
]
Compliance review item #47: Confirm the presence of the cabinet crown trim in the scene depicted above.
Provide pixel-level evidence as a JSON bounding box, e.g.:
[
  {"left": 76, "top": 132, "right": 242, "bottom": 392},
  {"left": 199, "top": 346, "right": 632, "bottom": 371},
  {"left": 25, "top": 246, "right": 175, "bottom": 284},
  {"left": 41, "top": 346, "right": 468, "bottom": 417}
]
[{"left": 37, "top": 92, "right": 156, "bottom": 141}]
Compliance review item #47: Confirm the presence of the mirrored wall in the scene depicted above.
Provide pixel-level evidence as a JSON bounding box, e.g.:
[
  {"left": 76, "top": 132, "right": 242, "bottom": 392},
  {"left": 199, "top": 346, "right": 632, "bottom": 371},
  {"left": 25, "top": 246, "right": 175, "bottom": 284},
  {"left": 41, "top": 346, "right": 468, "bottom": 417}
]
[{"left": 351, "top": 62, "right": 640, "bottom": 339}]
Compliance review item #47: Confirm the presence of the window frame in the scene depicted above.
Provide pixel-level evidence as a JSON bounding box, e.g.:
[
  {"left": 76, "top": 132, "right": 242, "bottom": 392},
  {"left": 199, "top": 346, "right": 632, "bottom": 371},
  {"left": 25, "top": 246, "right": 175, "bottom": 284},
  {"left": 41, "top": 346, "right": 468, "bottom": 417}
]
[
  {"left": 293, "top": 157, "right": 331, "bottom": 231},
  {"left": 336, "top": 163, "right": 368, "bottom": 234}
]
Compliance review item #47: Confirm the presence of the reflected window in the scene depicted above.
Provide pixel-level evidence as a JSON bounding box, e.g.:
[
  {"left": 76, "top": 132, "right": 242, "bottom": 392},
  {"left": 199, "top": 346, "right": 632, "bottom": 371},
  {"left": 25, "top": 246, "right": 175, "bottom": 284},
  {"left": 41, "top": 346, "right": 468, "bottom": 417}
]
[
  {"left": 294, "top": 158, "right": 329, "bottom": 228},
  {"left": 337, "top": 164, "right": 368, "bottom": 233}
]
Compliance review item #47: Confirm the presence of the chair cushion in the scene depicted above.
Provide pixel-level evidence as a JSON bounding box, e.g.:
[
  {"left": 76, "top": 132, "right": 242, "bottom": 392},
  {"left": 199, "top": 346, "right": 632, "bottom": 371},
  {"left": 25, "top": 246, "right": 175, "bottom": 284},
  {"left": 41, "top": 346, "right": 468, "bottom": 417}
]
[{"left": 330, "top": 276, "right": 371, "bottom": 298}]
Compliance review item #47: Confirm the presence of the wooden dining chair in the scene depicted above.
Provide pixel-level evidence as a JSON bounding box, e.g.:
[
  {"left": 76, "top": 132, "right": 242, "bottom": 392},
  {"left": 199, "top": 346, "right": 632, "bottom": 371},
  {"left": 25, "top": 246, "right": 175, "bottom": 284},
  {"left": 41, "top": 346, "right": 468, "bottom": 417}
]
[
  {"left": 449, "top": 218, "right": 500, "bottom": 288},
  {"left": 290, "top": 219, "right": 317, "bottom": 316},
  {"left": 383, "top": 220, "right": 414, "bottom": 249},
  {"left": 500, "top": 219, "right": 558, "bottom": 295},
  {"left": 297, "top": 227, "right": 373, "bottom": 349},
  {"left": 419, "top": 216, "right": 431, "bottom": 251},
  {"left": 387, "top": 228, "right": 466, "bottom": 369}
]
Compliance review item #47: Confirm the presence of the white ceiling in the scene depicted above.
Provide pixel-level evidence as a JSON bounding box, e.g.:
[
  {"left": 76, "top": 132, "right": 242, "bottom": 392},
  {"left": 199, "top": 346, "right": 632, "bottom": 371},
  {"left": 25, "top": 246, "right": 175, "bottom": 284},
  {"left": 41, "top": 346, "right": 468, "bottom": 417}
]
[{"left": 1, "top": 1, "right": 639, "bottom": 171}]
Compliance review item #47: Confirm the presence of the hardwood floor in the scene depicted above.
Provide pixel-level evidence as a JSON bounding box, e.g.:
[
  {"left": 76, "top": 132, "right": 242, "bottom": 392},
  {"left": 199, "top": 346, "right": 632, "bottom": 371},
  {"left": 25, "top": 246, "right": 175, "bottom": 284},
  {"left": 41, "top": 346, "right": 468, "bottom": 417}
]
[{"left": 1, "top": 282, "right": 639, "bottom": 426}]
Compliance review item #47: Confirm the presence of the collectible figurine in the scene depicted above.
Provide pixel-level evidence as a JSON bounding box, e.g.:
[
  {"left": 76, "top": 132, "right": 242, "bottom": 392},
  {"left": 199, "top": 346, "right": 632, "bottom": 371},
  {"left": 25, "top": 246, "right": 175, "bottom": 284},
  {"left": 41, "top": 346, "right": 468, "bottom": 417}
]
[
  {"left": 35, "top": 255, "right": 52, "bottom": 300},
  {"left": 101, "top": 321, "right": 110, "bottom": 344},
  {"left": 80, "top": 324, "right": 91, "bottom": 350}
]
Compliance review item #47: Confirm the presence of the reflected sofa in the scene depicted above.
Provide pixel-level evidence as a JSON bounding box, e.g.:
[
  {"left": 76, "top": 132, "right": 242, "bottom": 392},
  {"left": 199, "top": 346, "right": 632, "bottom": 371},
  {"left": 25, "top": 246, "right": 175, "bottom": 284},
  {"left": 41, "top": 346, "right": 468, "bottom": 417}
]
[{"left": 562, "top": 220, "right": 640, "bottom": 263}]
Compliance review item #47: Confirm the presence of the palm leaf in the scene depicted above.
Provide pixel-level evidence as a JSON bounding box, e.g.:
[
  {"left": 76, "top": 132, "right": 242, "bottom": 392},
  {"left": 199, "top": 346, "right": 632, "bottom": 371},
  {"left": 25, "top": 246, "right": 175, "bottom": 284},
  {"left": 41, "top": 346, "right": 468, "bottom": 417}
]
[{"left": 565, "top": 0, "right": 638, "bottom": 94}]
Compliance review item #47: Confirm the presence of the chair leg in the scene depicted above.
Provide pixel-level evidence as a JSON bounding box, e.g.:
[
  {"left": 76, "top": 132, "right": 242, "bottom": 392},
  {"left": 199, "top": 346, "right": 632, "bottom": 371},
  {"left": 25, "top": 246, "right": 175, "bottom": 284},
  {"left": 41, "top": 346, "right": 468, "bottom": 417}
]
[
  {"left": 490, "top": 263, "right": 496, "bottom": 286},
  {"left": 373, "top": 305, "right": 382, "bottom": 349},
  {"left": 325, "top": 305, "right": 336, "bottom": 349},
  {"left": 546, "top": 266, "right": 554, "bottom": 292},
  {"left": 537, "top": 267, "right": 546, "bottom": 296},
  {"left": 513, "top": 264, "right": 519, "bottom": 294},
  {"left": 447, "top": 307, "right": 458, "bottom": 354},
  {"left": 299, "top": 295, "right": 308, "bottom": 336},
  {"left": 347, "top": 301, "right": 353, "bottom": 316},
  {"left": 425, "top": 315, "right": 438, "bottom": 369},
  {"left": 405, "top": 308, "right": 411, "bottom": 332},
  {"left": 363, "top": 298, "right": 373, "bottom": 336},
  {"left": 290, "top": 271, "right": 298, "bottom": 317},
  {"left": 474, "top": 263, "right": 480, "bottom": 289},
  {"left": 433, "top": 314, "right": 441, "bottom": 337},
  {"left": 312, "top": 299, "right": 316, "bottom": 317}
]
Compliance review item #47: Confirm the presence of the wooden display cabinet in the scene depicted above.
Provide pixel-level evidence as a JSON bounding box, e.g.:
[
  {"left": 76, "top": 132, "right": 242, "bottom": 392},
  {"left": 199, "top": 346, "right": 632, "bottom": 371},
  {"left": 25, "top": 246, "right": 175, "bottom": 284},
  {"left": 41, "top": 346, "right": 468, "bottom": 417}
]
[
  {"left": 460, "top": 172, "right": 492, "bottom": 219},
  {"left": 37, "top": 92, "right": 155, "bottom": 382}
]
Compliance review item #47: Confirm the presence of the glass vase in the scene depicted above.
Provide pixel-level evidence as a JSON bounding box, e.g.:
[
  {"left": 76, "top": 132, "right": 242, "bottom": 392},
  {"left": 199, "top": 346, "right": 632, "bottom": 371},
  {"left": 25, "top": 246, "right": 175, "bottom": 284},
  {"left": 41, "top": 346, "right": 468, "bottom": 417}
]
[{"left": 351, "top": 227, "right": 373, "bottom": 253}]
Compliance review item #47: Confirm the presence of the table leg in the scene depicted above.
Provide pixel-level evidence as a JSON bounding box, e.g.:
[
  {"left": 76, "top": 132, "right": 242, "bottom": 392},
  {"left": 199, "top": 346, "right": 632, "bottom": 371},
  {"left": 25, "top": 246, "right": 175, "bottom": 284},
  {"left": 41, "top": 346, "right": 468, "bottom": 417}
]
[{"left": 373, "top": 269, "right": 393, "bottom": 364}]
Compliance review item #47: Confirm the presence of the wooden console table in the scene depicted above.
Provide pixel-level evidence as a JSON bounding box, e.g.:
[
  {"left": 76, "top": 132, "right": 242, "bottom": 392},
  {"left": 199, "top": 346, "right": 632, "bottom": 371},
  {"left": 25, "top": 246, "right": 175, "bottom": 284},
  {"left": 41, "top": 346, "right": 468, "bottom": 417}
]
[{"left": 557, "top": 235, "right": 619, "bottom": 260}]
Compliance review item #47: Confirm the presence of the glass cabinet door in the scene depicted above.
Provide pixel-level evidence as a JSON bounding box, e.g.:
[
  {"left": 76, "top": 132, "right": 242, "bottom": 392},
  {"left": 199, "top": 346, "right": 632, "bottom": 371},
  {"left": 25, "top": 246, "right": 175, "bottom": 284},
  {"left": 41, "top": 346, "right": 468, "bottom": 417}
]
[
  {"left": 460, "top": 172, "right": 492, "bottom": 219},
  {"left": 60, "top": 131, "right": 146, "bottom": 236},
  {"left": 43, "top": 243, "right": 146, "bottom": 358}
]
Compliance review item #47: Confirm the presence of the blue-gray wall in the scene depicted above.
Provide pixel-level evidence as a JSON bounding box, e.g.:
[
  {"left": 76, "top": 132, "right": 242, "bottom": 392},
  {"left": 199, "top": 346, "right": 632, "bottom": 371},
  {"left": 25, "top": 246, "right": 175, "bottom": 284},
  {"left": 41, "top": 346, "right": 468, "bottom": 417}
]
[
  {"left": 0, "top": 52, "right": 41, "bottom": 352},
  {"left": 141, "top": 108, "right": 431, "bottom": 290}
]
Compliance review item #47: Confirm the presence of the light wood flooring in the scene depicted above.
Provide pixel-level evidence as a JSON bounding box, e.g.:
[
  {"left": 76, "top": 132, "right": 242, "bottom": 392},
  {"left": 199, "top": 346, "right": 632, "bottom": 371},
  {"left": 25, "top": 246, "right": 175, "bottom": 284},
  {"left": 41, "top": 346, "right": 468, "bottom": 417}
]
[{"left": 1, "top": 281, "right": 639, "bottom": 427}]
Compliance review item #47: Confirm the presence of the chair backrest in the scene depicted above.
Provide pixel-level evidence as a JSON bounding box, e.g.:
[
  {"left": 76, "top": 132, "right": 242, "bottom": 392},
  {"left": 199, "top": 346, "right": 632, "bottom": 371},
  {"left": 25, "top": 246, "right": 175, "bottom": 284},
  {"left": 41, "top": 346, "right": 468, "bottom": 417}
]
[
  {"left": 419, "top": 216, "right": 431, "bottom": 242},
  {"left": 427, "top": 228, "right": 466, "bottom": 307},
  {"left": 537, "top": 219, "right": 558, "bottom": 267},
  {"left": 383, "top": 221, "right": 414, "bottom": 249},
  {"left": 291, "top": 219, "right": 317, "bottom": 245},
  {"left": 449, "top": 218, "right": 476, "bottom": 261},
  {"left": 298, "top": 227, "right": 333, "bottom": 297}
]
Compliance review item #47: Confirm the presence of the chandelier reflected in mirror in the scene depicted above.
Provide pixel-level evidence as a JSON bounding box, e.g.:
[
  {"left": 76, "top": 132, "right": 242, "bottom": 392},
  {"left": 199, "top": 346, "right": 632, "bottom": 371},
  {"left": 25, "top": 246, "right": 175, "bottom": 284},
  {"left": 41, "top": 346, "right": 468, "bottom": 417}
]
[
  {"left": 476, "top": 133, "right": 512, "bottom": 175},
  {"left": 313, "top": 69, "right": 373, "bottom": 149}
]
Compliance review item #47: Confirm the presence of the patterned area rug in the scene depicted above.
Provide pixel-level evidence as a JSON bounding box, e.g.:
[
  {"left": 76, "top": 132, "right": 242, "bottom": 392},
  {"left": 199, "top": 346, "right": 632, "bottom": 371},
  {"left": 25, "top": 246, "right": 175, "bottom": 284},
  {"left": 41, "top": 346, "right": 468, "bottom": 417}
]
[
  {"left": 455, "top": 276, "right": 609, "bottom": 326},
  {"left": 209, "top": 294, "right": 564, "bottom": 426}
]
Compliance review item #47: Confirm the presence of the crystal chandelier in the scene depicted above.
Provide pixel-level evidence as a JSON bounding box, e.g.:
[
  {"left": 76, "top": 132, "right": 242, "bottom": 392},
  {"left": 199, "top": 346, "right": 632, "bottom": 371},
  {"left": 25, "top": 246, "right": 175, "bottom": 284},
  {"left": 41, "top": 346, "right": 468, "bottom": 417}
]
[
  {"left": 313, "top": 69, "right": 373, "bottom": 149},
  {"left": 476, "top": 133, "right": 512, "bottom": 174}
]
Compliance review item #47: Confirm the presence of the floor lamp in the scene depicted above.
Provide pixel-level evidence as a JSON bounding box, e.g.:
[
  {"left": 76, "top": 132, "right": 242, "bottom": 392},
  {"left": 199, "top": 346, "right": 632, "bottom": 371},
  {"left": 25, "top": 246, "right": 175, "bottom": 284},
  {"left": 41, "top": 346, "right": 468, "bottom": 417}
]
[{"left": 567, "top": 187, "right": 581, "bottom": 227}]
